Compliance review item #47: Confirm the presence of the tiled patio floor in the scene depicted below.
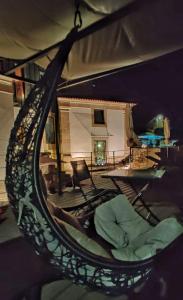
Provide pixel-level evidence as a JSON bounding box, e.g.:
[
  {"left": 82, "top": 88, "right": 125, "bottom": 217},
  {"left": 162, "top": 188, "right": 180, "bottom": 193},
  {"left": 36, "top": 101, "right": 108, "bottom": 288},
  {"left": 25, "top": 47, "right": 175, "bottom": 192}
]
[
  {"left": 49, "top": 173, "right": 181, "bottom": 221},
  {"left": 1, "top": 170, "right": 183, "bottom": 299}
]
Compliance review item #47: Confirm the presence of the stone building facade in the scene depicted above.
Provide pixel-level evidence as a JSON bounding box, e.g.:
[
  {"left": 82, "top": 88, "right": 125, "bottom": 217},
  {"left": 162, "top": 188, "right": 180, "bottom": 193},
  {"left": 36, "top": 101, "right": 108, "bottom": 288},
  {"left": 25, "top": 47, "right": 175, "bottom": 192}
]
[{"left": 57, "top": 97, "right": 131, "bottom": 171}]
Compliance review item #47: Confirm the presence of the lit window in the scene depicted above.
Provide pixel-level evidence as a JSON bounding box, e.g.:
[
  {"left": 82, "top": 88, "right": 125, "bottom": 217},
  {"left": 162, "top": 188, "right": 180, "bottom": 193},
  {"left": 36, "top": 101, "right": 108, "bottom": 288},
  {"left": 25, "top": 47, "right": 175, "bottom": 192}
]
[{"left": 94, "top": 109, "right": 105, "bottom": 125}]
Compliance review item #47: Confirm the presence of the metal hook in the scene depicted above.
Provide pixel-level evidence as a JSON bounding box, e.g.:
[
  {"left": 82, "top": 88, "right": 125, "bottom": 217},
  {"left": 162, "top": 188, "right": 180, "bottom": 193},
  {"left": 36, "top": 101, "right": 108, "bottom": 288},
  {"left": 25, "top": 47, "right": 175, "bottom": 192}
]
[{"left": 74, "top": 0, "right": 82, "bottom": 29}]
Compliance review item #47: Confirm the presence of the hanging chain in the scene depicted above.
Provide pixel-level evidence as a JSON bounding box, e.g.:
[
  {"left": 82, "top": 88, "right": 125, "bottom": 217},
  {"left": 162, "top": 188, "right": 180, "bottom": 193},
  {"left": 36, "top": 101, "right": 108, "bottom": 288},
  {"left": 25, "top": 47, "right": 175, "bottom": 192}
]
[{"left": 74, "top": 0, "right": 82, "bottom": 29}]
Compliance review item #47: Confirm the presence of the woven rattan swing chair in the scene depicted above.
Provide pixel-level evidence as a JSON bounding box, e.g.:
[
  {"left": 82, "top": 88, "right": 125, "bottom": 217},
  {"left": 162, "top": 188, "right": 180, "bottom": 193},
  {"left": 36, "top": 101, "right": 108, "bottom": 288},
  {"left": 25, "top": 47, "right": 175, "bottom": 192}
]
[{"left": 5, "top": 28, "right": 183, "bottom": 297}]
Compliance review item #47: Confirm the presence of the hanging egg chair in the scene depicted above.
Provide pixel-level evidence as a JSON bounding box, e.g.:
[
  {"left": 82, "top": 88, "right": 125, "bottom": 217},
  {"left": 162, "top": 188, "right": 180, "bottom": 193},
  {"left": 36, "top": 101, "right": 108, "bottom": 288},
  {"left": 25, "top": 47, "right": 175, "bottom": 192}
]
[{"left": 5, "top": 27, "right": 183, "bottom": 297}]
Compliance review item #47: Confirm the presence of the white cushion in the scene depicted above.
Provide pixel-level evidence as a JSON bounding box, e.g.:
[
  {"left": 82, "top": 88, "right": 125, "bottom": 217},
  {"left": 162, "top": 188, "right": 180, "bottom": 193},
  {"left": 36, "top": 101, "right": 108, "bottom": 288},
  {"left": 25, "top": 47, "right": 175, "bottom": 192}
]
[
  {"left": 55, "top": 217, "right": 111, "bottom": 259},
  {"left": 94, "top": 195, "right": 183, "bottom": 261},
  {"left": 112, "top": 217, "right": 183, "bottom": 261},
  {"left": 94, "top": 194, "right": 151, "bottom": 248}
]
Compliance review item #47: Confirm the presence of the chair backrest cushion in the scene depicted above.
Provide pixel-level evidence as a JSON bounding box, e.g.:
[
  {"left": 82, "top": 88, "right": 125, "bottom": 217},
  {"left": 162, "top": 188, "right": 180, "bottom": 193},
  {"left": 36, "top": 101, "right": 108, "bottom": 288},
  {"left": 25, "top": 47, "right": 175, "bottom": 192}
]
[{"left": 94, "top": 194, "right": 151, "bottom": 248}]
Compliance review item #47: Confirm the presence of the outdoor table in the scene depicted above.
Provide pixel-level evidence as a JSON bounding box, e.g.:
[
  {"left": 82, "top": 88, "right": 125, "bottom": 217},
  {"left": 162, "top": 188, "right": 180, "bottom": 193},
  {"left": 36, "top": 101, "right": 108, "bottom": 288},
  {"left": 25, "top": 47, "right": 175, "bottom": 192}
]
[
  {"left": 102, "top": 168, "right": 166, "bottom": 223},
  {"left": 102, "top": 168, "right": 165, "bottom": 192}
]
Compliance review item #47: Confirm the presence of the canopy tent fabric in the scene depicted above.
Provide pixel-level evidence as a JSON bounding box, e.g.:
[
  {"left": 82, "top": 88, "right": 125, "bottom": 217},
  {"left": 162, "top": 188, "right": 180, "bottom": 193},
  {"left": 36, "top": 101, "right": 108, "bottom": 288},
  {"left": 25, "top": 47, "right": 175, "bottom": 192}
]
[
  {"left": 125, "top": 103, "right": 139, "bottom": 147},
  {"left": 0, "top": 0, "right": 183, "bottom": 80}
]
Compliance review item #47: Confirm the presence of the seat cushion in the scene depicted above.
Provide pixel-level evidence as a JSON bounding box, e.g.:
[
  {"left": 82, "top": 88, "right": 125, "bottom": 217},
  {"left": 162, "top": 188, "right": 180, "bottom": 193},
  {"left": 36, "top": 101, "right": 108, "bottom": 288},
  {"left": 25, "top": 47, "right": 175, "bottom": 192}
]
[
  {"left": 54, "top": 217, "right": 111, "bottom": 258},
  {"left": 112, "top": 217, "right": 183, "bottom": 261}
]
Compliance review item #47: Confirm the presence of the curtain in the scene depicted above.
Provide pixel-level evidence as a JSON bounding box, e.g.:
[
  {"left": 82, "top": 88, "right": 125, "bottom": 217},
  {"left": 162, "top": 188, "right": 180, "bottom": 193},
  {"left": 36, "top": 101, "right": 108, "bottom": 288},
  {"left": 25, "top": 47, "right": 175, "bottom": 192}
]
[{"left": 163, "top": 117, "right": 170, "bottom": 144}]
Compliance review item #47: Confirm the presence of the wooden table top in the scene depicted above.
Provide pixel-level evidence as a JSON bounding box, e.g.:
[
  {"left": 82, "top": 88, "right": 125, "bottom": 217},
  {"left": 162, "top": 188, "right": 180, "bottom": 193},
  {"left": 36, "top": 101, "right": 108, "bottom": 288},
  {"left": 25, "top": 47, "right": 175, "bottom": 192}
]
[{"left": 102, "top": 168, "right": 166, "bottom": 180}]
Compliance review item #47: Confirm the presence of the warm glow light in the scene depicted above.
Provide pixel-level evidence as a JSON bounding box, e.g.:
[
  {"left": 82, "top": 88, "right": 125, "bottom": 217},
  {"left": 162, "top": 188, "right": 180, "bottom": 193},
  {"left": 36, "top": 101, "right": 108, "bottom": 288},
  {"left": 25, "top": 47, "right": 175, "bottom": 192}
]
[{"left": 157, "top": 114, "right": 163, "bottom": 120}]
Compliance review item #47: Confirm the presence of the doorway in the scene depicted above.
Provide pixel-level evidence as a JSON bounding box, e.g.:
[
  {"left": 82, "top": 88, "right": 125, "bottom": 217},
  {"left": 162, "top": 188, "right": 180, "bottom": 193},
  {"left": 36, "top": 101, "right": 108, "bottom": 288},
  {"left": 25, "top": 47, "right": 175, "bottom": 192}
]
[{"left": 94, "top": 140, "right": 106, "bottom": 165}]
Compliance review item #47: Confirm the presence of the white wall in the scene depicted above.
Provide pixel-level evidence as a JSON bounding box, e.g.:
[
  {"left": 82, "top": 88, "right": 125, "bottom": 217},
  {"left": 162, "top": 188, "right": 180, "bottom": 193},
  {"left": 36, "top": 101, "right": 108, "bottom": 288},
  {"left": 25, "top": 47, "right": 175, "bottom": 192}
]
[
  {"left": 70, "top": 107, "right": 92, "bottom": 157},
  {"left": 69, "top": 107, "right": 127, "bottom": 160},
  {"left": 0, "top": 92, "right": 14, "bottom": 180},
  {"left": 107, "top": 109, "right": 126, "bottom": 158}
]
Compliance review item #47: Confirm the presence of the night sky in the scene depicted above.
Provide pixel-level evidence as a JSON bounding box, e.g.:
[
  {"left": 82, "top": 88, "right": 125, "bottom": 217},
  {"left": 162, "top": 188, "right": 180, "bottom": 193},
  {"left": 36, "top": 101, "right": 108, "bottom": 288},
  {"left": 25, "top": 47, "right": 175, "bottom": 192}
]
[{"left": 61, "top": 48, "right": 183, "bottom": 141}]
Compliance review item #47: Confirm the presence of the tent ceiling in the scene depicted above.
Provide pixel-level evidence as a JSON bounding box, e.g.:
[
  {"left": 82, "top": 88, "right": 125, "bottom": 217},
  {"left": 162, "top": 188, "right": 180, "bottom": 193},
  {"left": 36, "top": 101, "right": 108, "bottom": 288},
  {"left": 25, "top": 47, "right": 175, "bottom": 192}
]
[{"left": 0, "top": 0, "right": 183, "bottom": 80}]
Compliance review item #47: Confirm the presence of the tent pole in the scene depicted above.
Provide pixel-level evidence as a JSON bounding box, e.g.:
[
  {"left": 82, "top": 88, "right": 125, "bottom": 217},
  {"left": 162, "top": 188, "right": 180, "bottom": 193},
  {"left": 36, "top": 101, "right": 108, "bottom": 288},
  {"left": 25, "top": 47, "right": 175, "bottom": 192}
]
[{"left": 54, "top": 96, "right": 62, "bottom": 195}]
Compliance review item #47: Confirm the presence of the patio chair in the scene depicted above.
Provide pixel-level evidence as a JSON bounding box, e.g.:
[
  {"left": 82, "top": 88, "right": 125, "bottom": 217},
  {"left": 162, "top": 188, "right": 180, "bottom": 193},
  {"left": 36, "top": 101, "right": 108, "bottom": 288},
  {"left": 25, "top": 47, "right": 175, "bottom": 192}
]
[{"left": 71, "top": 160, "right": 118, "bottom": 208}]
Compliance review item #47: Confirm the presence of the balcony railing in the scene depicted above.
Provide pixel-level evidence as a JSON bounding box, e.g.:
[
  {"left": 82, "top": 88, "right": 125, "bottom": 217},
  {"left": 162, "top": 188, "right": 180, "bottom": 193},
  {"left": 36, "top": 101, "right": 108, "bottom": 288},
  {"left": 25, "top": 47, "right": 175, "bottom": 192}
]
[{"left": 62, "top": 149, "right": 130, "bottom": 172}]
